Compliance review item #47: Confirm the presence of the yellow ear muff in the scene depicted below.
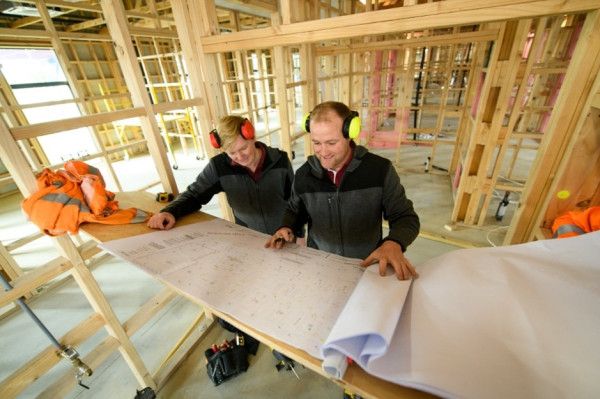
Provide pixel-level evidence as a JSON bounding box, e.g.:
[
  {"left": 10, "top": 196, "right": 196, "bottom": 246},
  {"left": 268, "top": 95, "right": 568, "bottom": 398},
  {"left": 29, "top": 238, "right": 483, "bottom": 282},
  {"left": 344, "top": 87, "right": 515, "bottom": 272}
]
[
  {"left": 347, "top": 115, "right": 361, "bottom": 139},
  {"left": 302, "top": 112, "right": 311, "bottom": 133},
  {"left": 304, "top": 109, "right": 361, "bottom": 138},
  {"left": 342, "top": 111, "right": 361, "bottom": 139}
]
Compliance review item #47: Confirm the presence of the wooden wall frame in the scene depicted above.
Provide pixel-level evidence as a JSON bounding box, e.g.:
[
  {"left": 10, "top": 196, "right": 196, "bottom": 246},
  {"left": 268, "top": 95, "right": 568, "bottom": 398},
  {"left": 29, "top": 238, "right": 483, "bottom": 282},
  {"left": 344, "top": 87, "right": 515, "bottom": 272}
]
[{"left": 1, "top": 0, "right": 599, "bottom": 395}]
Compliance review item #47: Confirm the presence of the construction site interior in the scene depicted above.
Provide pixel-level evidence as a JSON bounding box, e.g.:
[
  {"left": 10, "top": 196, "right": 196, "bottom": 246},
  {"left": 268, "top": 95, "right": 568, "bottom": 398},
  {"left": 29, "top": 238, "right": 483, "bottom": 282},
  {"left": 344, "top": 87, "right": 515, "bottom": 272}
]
[{"left": 0, "top": 1, "right": 599, "bottom": 398}]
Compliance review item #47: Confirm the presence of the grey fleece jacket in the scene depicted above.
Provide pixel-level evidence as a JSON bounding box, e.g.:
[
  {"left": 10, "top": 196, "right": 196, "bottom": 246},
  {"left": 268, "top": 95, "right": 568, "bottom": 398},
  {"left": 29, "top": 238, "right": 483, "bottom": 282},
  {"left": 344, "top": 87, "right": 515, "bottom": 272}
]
[
  {"left": 161, "top": 142, "right": 294, "bottom": 235},
  {"left": 281, "top": 145, "right": 420, "bottom": 259}
]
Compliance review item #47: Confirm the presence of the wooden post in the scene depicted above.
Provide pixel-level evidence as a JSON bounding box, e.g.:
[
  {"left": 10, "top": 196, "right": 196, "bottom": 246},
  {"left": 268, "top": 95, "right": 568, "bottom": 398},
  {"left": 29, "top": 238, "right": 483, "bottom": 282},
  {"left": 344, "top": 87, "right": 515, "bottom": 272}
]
[
  {"left": 451, "top": 20, "right": 529, "bottom": 225},
  {"left": 99, "top": 0, "right": 178, "bottom": 195},
  {"left": 0, "top": 96, "right": 155, "bottom": 391},
  {"left": 505, "top": 10, "right": 600, "bottom": 244},
  {"left": 272, "top": 12, "right": 293, "bottom": 159},
  {"left": 170, "top": 0, "right": 234, "bottom": 222}
]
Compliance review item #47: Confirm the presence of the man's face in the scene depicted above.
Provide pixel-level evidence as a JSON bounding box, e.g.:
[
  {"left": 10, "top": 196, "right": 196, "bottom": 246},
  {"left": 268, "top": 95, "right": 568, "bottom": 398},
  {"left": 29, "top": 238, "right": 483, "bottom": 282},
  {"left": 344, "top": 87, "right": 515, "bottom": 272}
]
[
  {"left": 310, "top": 111, "right": 352, "bottom": 171},
  {"left": 226, "top": 134, "right": 258, "bottom": 168}
]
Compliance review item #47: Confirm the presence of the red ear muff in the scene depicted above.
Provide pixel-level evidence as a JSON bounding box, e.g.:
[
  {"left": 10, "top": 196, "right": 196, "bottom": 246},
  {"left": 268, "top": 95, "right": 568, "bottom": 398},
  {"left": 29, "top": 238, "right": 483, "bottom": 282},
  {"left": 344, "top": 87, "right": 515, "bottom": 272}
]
[
  {"left": 209, "top": 129, "right": 221, "bottom": 149},
  {"left": 210, "top": 119, "right": 255, "bottom": 149},
  {"left": 240, "top": 118, "right": 255, "bottom": 140}
]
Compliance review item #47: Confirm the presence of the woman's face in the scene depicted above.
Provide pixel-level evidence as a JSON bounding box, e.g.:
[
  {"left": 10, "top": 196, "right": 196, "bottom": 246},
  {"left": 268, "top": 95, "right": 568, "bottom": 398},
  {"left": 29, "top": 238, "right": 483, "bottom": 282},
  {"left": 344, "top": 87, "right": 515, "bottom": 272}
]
[{"left": 226, "top": 135, "right": 259, "bottom": 169}]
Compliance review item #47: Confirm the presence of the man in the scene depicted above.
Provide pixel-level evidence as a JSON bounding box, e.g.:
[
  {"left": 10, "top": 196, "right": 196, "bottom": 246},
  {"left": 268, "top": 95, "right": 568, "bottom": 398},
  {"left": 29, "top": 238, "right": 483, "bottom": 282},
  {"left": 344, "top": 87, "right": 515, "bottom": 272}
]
[{"left": 265, "top": 101, "right": 420, "bottom": 280}]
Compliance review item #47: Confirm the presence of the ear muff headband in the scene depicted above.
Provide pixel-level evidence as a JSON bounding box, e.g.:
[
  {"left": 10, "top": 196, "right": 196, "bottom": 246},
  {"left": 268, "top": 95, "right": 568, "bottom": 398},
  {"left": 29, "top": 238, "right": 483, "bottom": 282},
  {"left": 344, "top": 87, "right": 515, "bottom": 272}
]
[
  {"left": 303, "top": 110, "right": 361, "bottom": 139},
  {"left": 209, "top": 118, "right": 255, "bottom": 149}
]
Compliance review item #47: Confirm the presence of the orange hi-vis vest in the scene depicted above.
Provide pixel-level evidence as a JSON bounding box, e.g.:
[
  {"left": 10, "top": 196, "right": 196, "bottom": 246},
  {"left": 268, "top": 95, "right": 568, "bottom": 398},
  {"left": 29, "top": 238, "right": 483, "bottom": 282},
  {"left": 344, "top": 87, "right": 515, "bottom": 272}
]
[
  {"left": 551, "top": 206, "right": 600, "bottom": 239},
  {"left": 21, "top": 161, "right": 152, "bottom": 236}
]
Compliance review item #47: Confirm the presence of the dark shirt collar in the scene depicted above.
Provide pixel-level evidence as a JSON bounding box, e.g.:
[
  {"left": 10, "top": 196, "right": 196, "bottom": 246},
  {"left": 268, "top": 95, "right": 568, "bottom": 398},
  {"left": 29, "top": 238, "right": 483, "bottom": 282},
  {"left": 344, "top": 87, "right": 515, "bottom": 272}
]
[{"left": 326, "top": 145, "right": 354, "bottom": 188}]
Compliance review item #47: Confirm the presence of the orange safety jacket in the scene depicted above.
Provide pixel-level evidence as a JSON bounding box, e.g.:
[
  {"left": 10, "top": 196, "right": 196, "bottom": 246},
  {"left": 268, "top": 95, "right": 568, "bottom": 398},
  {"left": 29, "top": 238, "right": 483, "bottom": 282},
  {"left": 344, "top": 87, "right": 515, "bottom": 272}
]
[
  {"left": 21, "top": 161, "right": 152, "bottom": 236},
  {"left": 551, "top": 206, "right": 600, "bottom": 239}
]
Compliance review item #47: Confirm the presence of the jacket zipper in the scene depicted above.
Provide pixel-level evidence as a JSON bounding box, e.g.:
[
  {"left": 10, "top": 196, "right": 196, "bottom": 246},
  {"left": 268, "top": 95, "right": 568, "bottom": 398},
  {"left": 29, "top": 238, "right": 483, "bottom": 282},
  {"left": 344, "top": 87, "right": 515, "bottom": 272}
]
[
  {"left": 336, "top": 190, "right": 343, "bottom": 253},
  {"left": 327, "top": 196, "right": 333, "bottom": 229},
  {"left": 328, "top": 192, "right": 344, "bottom": 254},
  {"left": 252, "top": 180, "right": 268, "bottom": 233}
]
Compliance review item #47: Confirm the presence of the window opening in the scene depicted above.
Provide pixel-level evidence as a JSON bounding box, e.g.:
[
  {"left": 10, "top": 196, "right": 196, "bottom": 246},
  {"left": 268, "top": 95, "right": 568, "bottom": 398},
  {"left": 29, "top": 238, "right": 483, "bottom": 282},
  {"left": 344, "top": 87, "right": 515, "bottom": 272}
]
[{"left": 0, "top": 48, "right": 97, "bottom": 165}]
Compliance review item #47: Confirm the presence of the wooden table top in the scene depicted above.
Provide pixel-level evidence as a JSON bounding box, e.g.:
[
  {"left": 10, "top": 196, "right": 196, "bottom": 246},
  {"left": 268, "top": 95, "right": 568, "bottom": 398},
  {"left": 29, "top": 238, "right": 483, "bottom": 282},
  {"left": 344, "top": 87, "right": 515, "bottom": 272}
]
[{"left": 81, "top": 191, "right": 437, "bottom": 399}]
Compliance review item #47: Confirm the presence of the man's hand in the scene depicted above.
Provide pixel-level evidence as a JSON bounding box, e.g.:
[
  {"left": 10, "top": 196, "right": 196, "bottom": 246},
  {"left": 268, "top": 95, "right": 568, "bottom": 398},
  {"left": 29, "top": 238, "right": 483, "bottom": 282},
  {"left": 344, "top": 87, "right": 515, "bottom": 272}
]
[
  {"left": 360, "top": 240, "right": 418, "bottom": 280},
  {"left": 147, "top": 212, "right": 176, "bottom": 230},
  {"left": 264, "top": 227, "right": 295, "bottom": 249}
]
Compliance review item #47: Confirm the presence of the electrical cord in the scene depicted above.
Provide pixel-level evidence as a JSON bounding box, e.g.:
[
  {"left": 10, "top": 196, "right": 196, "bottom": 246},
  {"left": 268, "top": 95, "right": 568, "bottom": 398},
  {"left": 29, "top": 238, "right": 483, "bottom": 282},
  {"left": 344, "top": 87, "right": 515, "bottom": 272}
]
[{"left": 486, "top": 225, "right": 510, "bottom": 247}]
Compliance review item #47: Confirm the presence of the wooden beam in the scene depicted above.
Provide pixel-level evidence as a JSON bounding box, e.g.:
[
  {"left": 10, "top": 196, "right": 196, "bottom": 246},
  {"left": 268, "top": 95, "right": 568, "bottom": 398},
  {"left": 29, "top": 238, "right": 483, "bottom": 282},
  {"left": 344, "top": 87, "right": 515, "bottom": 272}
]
[
  {"left": 505, "top": 10, "right": 600, "bottom": 244},
  {"left": 215, "top": 0, "right": 278, "bottom": 18},
  {"left": 315, "top": 29, "right": 499, "bottom": 55},
  {"left": 100, "top": 0, "right": 177, "bottom": 195},
  {"left": 471, "top": 20, "right": 530, "bottom": 225},
  {"left": 271, "top": 12, "right": 293, "bottom": 159},
  {"left": 0, "top": 27, "right": 52, "bottom": 39},
  {"left": 152, "top": 311, "right": 211, "bottom": 388},
  {"left": 40, "top": 288, "right": 183, "bottom": 397},
  {"left": 129, "top": 27, "right": 179, "bottom": 38},
  {"left": 11, "top": 108, "right": 146, "bottom": 140},
  {"left": 170, "top": 0, "right": 234, "bottom": 223},
  {"left": 55, "top": 233, "right": 156, "bottom": 389},
  {"left": 0, "top": 110, "right": 39, "bottom": 196},
  {"left": 0, "top": 242, "right": 26, "bottom": 286},
  {"left": 201, "top": 0, "right": 600, "bottom": 53},
  {"left": 0, "top": 257, "right": 71, "bottom": 307},
  {"left": 35, "top": 0, "right": 116, "bottom": 191},
  {"left": 0, "top": 313, "right": 104, "bottom": 398},
  {"left": 18, "top": 0, "right": 102, "bottom": 13}
]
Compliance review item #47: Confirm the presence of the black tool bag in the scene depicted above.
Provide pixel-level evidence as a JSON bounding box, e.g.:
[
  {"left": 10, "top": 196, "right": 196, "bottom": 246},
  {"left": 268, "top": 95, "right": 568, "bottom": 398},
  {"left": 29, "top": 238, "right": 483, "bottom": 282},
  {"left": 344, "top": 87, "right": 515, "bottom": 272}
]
[
  {"left": 205, "top": 341, "right": 249, "bottom": 386},
  {"left": 217, "top": 318, "right": 260, "bottom": 355},
  {"left": 134, "top": 387, "right": 156, "bottom": 399}
]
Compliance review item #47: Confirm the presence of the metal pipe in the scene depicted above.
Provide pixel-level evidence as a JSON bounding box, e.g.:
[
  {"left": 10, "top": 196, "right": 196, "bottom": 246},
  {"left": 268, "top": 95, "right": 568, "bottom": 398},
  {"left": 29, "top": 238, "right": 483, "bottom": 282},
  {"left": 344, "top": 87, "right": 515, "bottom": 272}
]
[{"left": 0, "top": 273, "right": 62, "bottom": 349}]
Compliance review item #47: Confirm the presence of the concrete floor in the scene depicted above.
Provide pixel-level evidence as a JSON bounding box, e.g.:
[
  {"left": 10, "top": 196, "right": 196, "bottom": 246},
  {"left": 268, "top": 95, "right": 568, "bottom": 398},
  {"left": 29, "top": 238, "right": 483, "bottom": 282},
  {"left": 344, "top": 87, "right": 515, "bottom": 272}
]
[{"left": 0, "top": 142, "right": 511, "bottom": 398}]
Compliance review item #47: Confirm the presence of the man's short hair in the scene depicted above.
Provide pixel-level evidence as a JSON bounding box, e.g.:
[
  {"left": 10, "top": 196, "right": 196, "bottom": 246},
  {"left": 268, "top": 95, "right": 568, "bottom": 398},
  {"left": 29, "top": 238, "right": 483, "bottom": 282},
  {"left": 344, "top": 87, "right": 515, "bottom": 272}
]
[
  {"left": 309, "top": 101, "right": 353, "bottom": 124},
  {"left": 306, "top": 101, "right": 361, "bottom": 139}
]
